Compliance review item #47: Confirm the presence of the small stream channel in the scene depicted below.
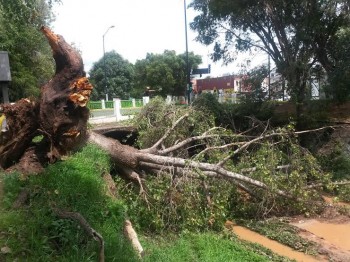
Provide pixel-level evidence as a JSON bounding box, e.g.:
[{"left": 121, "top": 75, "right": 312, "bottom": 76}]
[
  {"left": 229, "top": 224, "right": 318, "bottom": 262},
  {"left": 293, "top": 220, "right": 350, "bottom": 251},
  {"left": 232, "top": 197, "right": 350, "bottom": 262}
]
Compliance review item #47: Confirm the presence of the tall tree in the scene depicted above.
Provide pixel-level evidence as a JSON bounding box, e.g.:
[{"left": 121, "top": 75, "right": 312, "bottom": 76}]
[
  {"left": 323, "top": 26, "right": 350, "bottom": 101},
  {"left": 89, "top": 51, "right": 134, "bottom": 100},
  {"left": 133, "top": 50, "right": 202, "bottom": 97},
  {"left": 0, "top": 0, "right": 58, "bottom": 100},
  {"left": 190, "top": 0, "right": 349, "bottom": 121}
]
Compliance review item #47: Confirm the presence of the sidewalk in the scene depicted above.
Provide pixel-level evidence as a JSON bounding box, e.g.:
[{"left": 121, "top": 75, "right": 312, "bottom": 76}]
[{"left": 89, "top": 116, "right": 117, "bottom": 124}]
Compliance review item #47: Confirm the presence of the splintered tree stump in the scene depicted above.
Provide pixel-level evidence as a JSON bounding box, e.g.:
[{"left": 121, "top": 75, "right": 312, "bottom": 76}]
[{"left": 0, "top": 26, "right": 93, "bottom": 171}]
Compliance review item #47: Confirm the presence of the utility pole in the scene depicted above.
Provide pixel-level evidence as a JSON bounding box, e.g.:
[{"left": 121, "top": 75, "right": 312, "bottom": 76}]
[
  {"left": 184, "top": 0, "right": 191, "bottom": 104},
  {"left": 268, "top": 53, "right": 271, "bottom": 100},
  {"left": 102, "top": 25, "right": 115, "bottom": 101}
]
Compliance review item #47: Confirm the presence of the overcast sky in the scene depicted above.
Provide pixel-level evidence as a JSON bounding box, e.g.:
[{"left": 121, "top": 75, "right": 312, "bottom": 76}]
[{"left": 52, "top": 0, "right": 266, "bottom": 76}]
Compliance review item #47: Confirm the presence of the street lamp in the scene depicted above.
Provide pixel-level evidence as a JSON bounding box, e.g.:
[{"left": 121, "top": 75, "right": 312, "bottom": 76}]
[
  {"left": 102, "top": 25, "right": 115, "bottom": 101},
  {"left": 184, "top": 0, "right": 191, "bottom": 104}
]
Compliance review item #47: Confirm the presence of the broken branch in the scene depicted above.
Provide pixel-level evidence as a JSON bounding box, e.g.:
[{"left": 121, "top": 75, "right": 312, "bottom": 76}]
[{"left": 53, "top": 208, "right": 105, "bottom": 262}]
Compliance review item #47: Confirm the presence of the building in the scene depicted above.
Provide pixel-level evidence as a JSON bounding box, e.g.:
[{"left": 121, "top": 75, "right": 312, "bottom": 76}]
[
  {"left": 191, "top": 74, "right": 251, "bottom": 103},
  {"left": 193, "top": 75, "right": 250, "bottom": 93}
]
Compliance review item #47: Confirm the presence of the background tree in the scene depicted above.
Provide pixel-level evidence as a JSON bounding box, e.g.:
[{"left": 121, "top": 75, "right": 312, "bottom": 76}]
[
  {"left": 0, "top": 0, "right": 58, "bottom": 100},
  {"left": 132, "top": 50, "right": 202, "bottom": 98},
  {"left": 242, "top": 65, "right": 269, "bottom": 103},
  {"left": 189, "top": 0, "right": 350, "bottom": 122},
  {"left": 89, "top": 51, "right": 134, "bottom": 100},
  {"left": 324, "top": 27, "right": 350, "bottom": 102}
]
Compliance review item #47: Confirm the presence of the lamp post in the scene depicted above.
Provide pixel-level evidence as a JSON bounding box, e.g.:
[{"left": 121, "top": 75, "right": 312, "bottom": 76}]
[
  {"left": 184, "top": 0, "right": 191, "bottom": 104},
  {"left": 102, "top": 25, "right": 115, "bottom": 101}
]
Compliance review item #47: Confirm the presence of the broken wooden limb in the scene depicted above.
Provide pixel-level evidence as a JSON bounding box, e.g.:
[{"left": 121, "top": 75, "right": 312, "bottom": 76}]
[
  {"left": 142, "top": 113, "right": 189, "bottom": 153},
  {"left": 53, "top": 208, "right": 105, "bottom": 262},
  {"left": 123, "top": 220, "right": 144, "bottom": 258},
  {"left": 88, "top": 131, "right": 293, "bottom": 199}
]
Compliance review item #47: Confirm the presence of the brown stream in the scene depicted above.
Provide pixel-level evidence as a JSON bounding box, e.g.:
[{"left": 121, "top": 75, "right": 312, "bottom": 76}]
[
  {"left": 294, "top": 220, "right": 350, "bottom": 251},
  {"left": 232, "top": 225, "right": 318, "bottom": 262},
  {"left": 231, "top": 197, "right": 350, "bottom": 261}
]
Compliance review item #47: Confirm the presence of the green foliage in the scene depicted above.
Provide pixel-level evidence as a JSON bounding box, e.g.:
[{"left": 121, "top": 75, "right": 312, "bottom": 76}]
[
  {"left": 89, "top": 51, "right": 134, "bottom": 100},
  {"left": 125, "top": 98, "right": 330, "bottom": 235},
  {"left": 0, "top": 144, "right": 138, "bottom": 261},
  {"left": 0, "top": 0, "right": 56, "bottom": 100},
  {"left": 242, "top": 65, "right": 269, "bottom": 102},
  {"left": 190, "top": 0, "right": 350, "bottom": 108},
  {"left": 318, "top": 146, "right": 350, "bottom": 181},
  {"left": 336, "top": 185, "right": 350, "bottom": 202},
  {"left": 229, "top": 134, "right": 331, "bottom": 217},
  {"left": 318, "top": 146, "right": 350, "bottom": 202},
  {"left": 133, "top": 97, "right": 215, "bottom": 150},
  {"left": 133, "top": 50, "right": 202, "bottom": 97},
  {"left": 193, "top": 93, "right": 275, "bottom": 131},
  {"left": 192, "top": 93, "right": 224, "bottom": 125},
  {"left": 117, "top": 174, "right": 232, "bottom": 233},
  {"left": 325, "top": 27, "right": 350, "bottom": 102},
  {"left": 298, "top": 100, "right": 331, "bottom": 131}
]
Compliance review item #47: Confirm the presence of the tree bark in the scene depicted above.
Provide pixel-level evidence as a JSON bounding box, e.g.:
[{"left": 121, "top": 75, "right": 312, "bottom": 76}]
[
  {"left": 0, "top": 26, "right": 93, "bottom": 171},
  {"left": 88, "top": 131, "right": 292, "bottom": 198}
]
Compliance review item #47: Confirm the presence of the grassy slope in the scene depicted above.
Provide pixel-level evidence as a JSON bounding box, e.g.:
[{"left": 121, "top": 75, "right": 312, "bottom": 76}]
[
  {"left": 0, "top": 144, "right": 289, "bottom": 261},
  {"left": 0, "top": 144, "right": 137, "bottom": 261}
]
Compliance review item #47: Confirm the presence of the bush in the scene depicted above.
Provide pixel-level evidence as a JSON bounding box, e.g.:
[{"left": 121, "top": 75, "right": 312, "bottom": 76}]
[{"left": 193, "top": 93, "right": 275, "bottom": 131}]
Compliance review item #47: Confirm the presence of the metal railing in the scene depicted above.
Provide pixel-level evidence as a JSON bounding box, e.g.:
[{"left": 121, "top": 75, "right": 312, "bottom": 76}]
[
  {"left": 87, "top": 101, "right": 103, "bottom": 110},
  {"left": 88, "top": 99, "right": 144, "bottom": 110}
]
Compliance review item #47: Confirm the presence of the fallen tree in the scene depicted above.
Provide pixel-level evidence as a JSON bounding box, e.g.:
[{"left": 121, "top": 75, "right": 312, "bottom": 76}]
[{"left": 0, "top": 27, "right": 336, "bottom": 218}]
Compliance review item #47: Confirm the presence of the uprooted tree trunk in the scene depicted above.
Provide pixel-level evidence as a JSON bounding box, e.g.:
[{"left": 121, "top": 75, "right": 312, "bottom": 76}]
[
  {"left": 0, "top": 26, "right": 91, "bottom": 171},
  {"left": 0, "top": 27, "right": 334, "bottom": 202}
]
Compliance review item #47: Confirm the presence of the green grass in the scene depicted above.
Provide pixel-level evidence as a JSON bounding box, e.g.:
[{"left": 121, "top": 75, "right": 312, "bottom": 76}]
[
  {"left": 142, "top": 233, "right": 292, "bottom": 262},
  {"left": 142, "top": 233, "right": 268, "bottom": 262},
  {"left": 0, "top": 144, "right": 296, "bottom": 262},
  {"left": 0, "top": 144, "right": 138, "bottom": 261}
]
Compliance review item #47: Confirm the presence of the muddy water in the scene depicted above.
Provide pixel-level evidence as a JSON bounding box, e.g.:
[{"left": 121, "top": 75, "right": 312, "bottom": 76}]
[
  {"left": 295, "top": 220, "right": 350, "bottom": 251},
  {"left": 232, "top": 225, "right": 318, "bottom": 262}
]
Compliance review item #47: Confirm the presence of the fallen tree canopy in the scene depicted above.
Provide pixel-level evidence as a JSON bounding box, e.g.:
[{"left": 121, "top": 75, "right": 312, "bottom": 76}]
[{"left": 0, "top": 27, "right": 339, "bottom": 219}]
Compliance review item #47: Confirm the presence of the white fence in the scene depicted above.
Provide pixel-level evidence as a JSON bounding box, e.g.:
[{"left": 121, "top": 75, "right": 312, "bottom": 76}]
[
  {"left": 88, "top": 94, "right": 241, "bottom": 124},
  {"left": 89, "top": 97, "right": 150, "bottom": 124}
]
